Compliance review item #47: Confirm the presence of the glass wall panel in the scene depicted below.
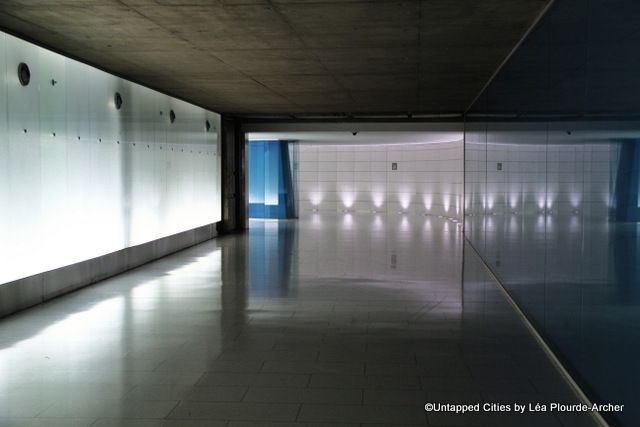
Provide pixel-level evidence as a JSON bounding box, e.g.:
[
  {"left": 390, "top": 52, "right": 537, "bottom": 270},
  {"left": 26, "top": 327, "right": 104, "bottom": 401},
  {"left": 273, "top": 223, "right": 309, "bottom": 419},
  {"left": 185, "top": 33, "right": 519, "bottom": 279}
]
[{"left": 464, "top": 0, "right": 640, "bottom": 425}]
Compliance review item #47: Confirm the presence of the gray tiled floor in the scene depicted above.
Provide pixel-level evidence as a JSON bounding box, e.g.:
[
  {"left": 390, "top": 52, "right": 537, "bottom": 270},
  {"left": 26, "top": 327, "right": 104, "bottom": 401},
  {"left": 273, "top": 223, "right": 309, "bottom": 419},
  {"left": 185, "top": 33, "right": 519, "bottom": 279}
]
[{"left": 0, "top": 214, "right": 599, "bottom": 426}]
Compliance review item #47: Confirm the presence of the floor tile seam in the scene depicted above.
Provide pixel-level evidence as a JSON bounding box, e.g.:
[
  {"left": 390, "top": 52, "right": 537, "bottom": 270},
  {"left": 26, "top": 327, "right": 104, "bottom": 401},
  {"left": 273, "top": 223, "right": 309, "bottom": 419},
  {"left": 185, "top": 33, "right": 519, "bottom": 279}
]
[
  {"left": 239, "top": 384, "right": 252, "bottom": 402},
  {"left": 163, "top": 399, "right": 185, "bottom": 421},
  {"left": 294, "top": 401, "right": 303, "bottom": 422},
  {"left": 32, "top": 400, "right": 57, "bottom": 419},
  {"left": 193, "top": 370, "right": 210, "bottom": 387}
]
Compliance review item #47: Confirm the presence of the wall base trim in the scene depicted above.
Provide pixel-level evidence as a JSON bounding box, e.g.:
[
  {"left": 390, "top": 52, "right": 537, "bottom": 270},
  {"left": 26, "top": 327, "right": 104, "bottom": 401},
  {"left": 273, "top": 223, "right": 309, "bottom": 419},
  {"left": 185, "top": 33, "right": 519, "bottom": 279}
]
[{"left": 0, "top": 223, "right": 218, "bottom": 319}]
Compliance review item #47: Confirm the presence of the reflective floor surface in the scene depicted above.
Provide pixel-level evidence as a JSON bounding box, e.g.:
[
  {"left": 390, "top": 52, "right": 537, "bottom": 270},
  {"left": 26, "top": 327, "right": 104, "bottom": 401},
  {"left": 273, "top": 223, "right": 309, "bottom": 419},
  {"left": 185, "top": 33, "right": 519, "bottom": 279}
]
[
  {"left": 467, "top": 214, "right": 640, "bottom": 426},
  {"left": 0, "top": 214, "right": 598, "bottom": 427}
]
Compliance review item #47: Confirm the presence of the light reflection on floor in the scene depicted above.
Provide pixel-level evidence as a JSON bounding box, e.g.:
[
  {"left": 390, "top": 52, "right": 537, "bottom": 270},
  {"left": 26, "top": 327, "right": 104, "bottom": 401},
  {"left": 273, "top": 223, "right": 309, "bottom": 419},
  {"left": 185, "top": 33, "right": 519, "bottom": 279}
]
[
  {"left": 0, "top": 214, "right": 597, "bottom": 426},
  {"left": 467, "top": 212, "right": 640, "bottom": 426}
]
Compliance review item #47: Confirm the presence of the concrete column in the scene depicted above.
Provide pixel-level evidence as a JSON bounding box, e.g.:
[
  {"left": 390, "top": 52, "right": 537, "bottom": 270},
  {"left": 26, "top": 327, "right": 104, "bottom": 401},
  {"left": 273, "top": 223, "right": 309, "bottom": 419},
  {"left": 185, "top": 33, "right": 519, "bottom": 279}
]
[{"left": 219, "top": 116, "right": 247, "bottom": 233}]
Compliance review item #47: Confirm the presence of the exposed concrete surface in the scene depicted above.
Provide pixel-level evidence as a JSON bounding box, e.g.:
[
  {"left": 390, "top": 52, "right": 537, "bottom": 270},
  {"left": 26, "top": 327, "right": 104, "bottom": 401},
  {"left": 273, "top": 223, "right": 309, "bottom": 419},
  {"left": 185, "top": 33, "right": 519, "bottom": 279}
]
[{"left": 0, "top": 1, "right": 548, "bottom": 115}]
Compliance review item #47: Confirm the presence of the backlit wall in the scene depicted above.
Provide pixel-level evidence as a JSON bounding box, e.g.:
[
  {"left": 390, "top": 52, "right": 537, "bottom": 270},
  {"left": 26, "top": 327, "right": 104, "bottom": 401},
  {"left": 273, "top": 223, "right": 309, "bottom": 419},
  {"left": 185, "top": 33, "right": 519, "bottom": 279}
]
[
  {"left": 0, "top": 32, "right": 221, "bottom": 286},
  {"left": 297, "top": 140, "right": 463, "bottom": 218}
]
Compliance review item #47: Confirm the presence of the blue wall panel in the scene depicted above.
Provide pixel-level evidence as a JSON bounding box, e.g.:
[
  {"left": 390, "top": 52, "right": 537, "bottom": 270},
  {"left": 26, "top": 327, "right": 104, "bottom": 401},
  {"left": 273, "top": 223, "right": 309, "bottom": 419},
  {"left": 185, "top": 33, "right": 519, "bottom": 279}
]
[
  {"left": 248, "top": 140, "right": 295, "bottom": 219},
  {"left": 612, "top": 141, "right": 640, "bottom": 222}
]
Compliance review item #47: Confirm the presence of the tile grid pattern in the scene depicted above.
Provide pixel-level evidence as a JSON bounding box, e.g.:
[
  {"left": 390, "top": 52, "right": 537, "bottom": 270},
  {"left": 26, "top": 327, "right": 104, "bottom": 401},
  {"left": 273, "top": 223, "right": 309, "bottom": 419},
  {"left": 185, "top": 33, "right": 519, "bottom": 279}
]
[
  {"left": 297, "top": 141, "right": 463, "bottom": 218},
  {"left": 464, "top": 134, "right": 611, "bottom": 217},
  {"left": 0, "top": 216, "right": 597, "bottom": 427}
]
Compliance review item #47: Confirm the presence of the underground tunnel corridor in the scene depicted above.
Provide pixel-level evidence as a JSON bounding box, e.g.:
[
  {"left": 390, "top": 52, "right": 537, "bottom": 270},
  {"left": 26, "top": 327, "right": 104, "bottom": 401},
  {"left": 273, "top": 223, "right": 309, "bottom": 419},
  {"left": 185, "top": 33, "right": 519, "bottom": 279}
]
[
  {"left": 0, "top": 214, "right": 597, "bottom": 427},
  {"left": 1, "top": 0, "right": 639, "bottom": 425}
]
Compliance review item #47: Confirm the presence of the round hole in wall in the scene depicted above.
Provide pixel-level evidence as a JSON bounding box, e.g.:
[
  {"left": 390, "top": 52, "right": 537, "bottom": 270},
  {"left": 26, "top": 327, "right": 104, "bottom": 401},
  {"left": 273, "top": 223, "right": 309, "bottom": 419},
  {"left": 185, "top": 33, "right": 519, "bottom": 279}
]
[
  {"left": 205, "top": 120, "right": 211, "bottom": 132},
  {"left": 114, "top": 92, "right": 123, "bottom": 110},
  {"left": 169, "top": 110, "right": 176, "bottom": 123},
  {"left": 18, "top": 63, "right": 30, "bottom": 86}
]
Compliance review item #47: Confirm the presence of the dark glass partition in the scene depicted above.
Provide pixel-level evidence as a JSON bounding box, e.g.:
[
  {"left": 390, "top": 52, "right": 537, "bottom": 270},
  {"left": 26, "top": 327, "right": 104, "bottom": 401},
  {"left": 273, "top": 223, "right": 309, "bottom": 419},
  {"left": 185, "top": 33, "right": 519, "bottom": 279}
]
[{"left": 464, "top": 0, "right": 640, "bottom": 425}]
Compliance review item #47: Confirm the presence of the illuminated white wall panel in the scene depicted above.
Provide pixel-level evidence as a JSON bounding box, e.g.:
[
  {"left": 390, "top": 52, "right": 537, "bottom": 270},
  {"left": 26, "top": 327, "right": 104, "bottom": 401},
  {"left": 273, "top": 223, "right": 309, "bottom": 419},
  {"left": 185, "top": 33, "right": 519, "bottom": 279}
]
[
  {"left": 465, "top": 134, "right": 612, "bottom": 216},
  {"left": 0, "top": 32, "right": 221, "bottom": 286},
  {"left": 297, "top": 140, "right": 463, "bottom": 218}
]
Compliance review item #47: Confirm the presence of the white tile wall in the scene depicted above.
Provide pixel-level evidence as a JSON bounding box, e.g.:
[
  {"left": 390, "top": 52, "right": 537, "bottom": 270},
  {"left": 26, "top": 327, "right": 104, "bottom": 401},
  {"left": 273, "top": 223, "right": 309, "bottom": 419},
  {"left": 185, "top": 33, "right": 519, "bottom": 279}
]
[
  {"left": 296, "top": 141, "right": 463, "bottom": 218},
  {"left": 468, "top": 141, "right": 611, "bottom": 215}
]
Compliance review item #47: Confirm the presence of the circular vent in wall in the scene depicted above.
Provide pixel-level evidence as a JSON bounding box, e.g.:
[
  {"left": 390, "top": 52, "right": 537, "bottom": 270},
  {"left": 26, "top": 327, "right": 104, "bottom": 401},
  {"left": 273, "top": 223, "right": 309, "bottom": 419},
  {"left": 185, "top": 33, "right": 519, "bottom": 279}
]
[
  {"left": 114, "top": 92, "right": 123, "bottom": 110},
  {"left": 18, "top": 63, "right": 30, "bottom": 86}
]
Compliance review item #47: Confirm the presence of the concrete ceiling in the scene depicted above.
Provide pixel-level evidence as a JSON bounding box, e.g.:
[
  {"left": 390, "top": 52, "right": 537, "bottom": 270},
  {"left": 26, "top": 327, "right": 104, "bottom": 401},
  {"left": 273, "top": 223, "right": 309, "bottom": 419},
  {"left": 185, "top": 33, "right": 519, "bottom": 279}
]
[{"left": 0, "top": 0, "right": 549, "bottom": 116}]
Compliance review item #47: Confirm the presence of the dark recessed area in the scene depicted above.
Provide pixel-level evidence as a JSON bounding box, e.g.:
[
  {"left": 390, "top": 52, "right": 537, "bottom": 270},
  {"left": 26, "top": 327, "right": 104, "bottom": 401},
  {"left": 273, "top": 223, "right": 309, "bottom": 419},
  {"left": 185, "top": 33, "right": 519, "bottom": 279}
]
[
  {"left": 205, "top": 120, "right": 211, "bottom": 132},
  {"left": 114, "top": 92, "right": 123, "bottom": 110},
  {"left": 169, "top": 110, "right": 176, "bottom": 123},
  {"left": 17, "top": 62, "right": 30, "bottom": 86}
]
